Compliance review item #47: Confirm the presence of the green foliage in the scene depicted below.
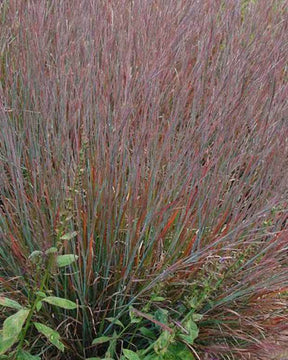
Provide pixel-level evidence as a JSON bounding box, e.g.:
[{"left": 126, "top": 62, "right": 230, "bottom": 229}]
[
  {"left": 92, "top": 336, "right": 115, "bottom": 345},
  {"left": 16, "top": 350, "right": 41, "bottom": 360},
  {"left": 33, "top": 323, "right": 65, "bottom": 352},
  {"left": 56, "top": 254, "right": 79, "bottom": 268},
  {"left": 0, "top": 298, "right": 22, "bottom": 311},
  {"left": 0, "top": 246, "right": 78, "bottom": 358},
  {"left": 142, "top": 343, "right": 195, "bottom": 360},
  {"left": 0, "top": 309, "right": 29, "bottom": 355},
  {"left": 153, "top": 330, "right": 175, "bottom": 356},
  {"left": 42, "top": 296, "right": 77, "bottom": 310},
  {"left": 177, "top": 319, "right": 198, "bottom": 345},
  {"left": 123, "top": 349, "right": 141, "bottom": 360},
  {"left": 59, "top": 231, "right": 78, "bottom": 241},
  {"left": 90, "top": 295, "right": 199, "bottom": 360}
]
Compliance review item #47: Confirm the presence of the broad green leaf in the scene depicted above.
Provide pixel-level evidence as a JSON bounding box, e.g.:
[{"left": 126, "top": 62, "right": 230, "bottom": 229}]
[
  {"left": 28, "top": 251, "right": 43, "bottom": 264},
  {"left": 153, "top": 331, "right": 175, "bottom": 355},
  {"left": 92, "top": 336, "right": 113, "bottom": 345},
  {"left": 191, "top": 313, "right": 203, "bottom": 322},
  {"left": 0, "top": 297, "right": 22, "bottom": 310},
  {"left": 34, "top": 322, "right": 65, "bottom": 352},
  {"left": 123, "top": 348, "right": 141, "bottom": 360},
  {"left": 36, "top": 301, "right": 42, "bottom": 312},
  {"left": 154, "top": 308, "right": 169, "bottom": 325},
  {"left": 45, "top": 247, "right": 58, "bottom": 254},
  {"left": 29, "top": 250, "right": 43, "bottom": 258},
  {"left": 144, "top": 343, "right": 195, "bottom": 360},
  {"left": 35, "top": 291, "right": 46, "bottom": 298},
  {"left": 16, "top": 350, "right": 41, "bottom": 360},
  {"left": 60, "top": 231, "right": 77, "bottom": 240},
  {"left": 187, "top": 297, "right": 198, "bottom": 309},
  {"left": 139, "top": 327, "right": 157, "bottom": 340},
  {"left": 0, "top": 309, "right": 29, "bottom": 354},
  {"left": 0, "top": 334, "right": 17, "bottom": 355},
  {"left": 56, "top": 254, "right": 78, "bottom": 267},
  {"left": 166, "top": 342, "right": 195, "bottom": 359},
  {"left": 178, "top": 319, "right": 198, "bottom": 345},
  {"left": 42, "top": 296, "right": 77, "bottom": 310},
  {"left": 3, "top": 309, "right": 29, "bottom": 340},
  {"left": 105, "top": 331, "right": 117, "bottom": 358},
  {"left": 106, "top": 317, "right": 124, "bottom": 328}
]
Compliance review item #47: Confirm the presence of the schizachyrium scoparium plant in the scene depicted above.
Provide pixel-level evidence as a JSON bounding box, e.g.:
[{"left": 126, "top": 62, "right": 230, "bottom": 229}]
[{"left": 0, "top": 0, "right": 287, "bottom": 359}]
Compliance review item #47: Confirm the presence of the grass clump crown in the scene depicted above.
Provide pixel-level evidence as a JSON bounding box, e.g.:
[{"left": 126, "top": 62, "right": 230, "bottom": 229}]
[{"left": 0, "top": 0, "right": 287, "bottom": 359}]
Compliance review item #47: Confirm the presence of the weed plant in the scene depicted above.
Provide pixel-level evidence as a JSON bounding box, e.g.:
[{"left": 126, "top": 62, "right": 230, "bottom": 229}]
[{"left": 0, "top": 0, "right": 287, "bottom": 359}]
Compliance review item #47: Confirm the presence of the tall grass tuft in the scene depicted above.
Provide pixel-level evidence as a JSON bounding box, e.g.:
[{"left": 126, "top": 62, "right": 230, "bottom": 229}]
[{"left": 0, "top": 0, "right": 287, "bottom": 359}]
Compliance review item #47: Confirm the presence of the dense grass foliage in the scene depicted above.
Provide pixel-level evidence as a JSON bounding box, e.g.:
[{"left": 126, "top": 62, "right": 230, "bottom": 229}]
[{"left": 0, "top": 0, "right": 287, "bottom": 359}]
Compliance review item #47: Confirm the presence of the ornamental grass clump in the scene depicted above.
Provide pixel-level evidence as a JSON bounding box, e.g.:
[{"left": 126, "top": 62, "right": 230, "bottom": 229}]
[{"left": 0, "top": 0, "right": 287, "bottom": 359}]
